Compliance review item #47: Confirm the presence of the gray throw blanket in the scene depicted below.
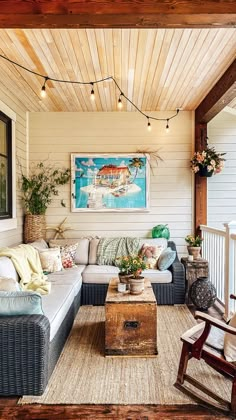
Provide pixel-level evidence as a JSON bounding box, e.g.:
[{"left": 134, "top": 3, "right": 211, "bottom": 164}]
[{"left": 96, "top": 237, "right": 141, "bottom": 266}]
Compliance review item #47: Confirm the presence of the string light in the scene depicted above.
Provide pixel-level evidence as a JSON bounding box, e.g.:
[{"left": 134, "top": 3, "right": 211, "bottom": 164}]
[
  {"left": 90, "top": 83, "right": 95, "bottom": 101},
  {"left": 166, "top": 119, "right": 170, "bottom": 133},
  {"left": 40, "top": 77, "right": 48, "bottom": 98},
  {"left": 118, "top": 93, "right": 123, "bottom": 109},
  {"left": 0, "top": 53, "right": 180, "bottom": 130}
]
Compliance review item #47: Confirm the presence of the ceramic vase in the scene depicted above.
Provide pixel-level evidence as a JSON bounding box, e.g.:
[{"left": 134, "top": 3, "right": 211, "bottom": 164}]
[
  {"left": 187, "top": 246, "right": 201, "bottom": 260},
  {"left": 129, "top": 276, "right": 145, "bottom": 295}
]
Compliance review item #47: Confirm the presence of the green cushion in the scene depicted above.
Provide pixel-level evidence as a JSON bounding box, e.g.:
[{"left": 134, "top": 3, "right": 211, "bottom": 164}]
[
  {"left": 0, "top": 291, "right": 43, "bottom": 316},
  {"left": 157, "top": 247, "right": 176, "bottom": 271}
]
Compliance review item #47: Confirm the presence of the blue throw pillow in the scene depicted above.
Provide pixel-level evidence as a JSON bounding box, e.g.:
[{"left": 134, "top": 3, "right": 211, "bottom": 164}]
[
  {"left": 0, "top": 291, "right": 44, "bottom": 316},
  {"left": 157, "top": 247, "right": 176, "bottom": 271}
]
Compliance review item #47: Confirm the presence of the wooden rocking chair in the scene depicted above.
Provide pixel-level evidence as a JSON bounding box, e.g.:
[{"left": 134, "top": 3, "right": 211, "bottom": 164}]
[{"left": 175, "top": 295, "right": 236, "bottom": 416}]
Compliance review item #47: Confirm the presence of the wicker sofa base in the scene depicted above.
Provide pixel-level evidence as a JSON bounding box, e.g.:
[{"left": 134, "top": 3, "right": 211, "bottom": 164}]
[
  {"left": 82, "top": 282, "right": 180, "bottom": 305},
  {"left": 0, "top": 289, "right": 82, "bottom": 396}
]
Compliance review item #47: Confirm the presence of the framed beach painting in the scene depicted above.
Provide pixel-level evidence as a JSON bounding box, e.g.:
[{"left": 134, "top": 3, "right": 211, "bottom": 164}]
[{"left": 71, "top": 153, "right": 150, "bottom": 212}]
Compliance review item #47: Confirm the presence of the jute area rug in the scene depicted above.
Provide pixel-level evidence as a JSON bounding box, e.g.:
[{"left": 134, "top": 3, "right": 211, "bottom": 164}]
[{"left": 20, "top": 305, "right": 231, "bottom": 405}]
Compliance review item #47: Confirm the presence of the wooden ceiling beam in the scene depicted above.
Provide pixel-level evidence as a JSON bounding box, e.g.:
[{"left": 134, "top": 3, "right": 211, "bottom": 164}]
[
  {"left": 195, "top": 59, "right": 236, "bottom": 123},
  {"left": 0, "top": 1, "right": 236, "bottom": 28}
]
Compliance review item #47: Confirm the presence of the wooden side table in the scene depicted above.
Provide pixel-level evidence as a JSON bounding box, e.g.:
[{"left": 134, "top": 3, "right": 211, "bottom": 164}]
[{"left": 181, "top": 257, "right": 209, "bottom": 304}]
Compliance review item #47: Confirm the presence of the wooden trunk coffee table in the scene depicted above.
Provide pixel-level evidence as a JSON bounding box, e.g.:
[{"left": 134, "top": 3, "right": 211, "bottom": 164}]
[{"left": 105, "top": 277, "right": 157, "bottom": 357}]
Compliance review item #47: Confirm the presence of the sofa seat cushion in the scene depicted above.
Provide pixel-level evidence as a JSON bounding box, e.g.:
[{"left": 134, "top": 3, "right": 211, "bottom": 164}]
[
  {"left": 82, "top": 265, "right": 119, "bottom": 284},
  {"left": 142, "top": 269, "right": 172, "bottom": 284},
  {"left": 48, "top": 266, "right": 84, "bottom": 296},
  {"left": 42, "top": 283, "right": 77, "bottom": 341}
]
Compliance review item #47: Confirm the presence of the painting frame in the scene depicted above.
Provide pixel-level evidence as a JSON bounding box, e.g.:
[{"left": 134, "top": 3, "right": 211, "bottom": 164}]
[{"left": 71, "top": 153, "right": 150, "bottom": 212}]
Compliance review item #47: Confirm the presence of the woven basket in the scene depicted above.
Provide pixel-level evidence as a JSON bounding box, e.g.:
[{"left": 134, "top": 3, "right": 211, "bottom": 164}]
[{"left": 24, "top": 214, "right": 46, "bottom": 243}]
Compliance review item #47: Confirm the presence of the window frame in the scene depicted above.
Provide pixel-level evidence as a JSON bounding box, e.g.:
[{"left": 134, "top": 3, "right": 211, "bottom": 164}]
[{"left": 0, "top": 99, "right": 16, "bottom": 232}]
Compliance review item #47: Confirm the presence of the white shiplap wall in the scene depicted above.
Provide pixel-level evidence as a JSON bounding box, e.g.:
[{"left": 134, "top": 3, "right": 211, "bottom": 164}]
[
  {"left": 29, "top": 111, "right": 193, "bottom": 255},
  {"left": 208, "top": 109, "right": 236, "bottom": 229},
  {"left": 0, "top": 83, "right": 27, "bottom": 247}
]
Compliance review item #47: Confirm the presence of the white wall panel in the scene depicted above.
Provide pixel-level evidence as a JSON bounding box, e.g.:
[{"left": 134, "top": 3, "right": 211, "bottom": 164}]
[
  {"left": 29, "top": 111, "right": 193, "bottom": 255},
  {"left": 208, "top": 109, "right": 236, "bottom": 229}
]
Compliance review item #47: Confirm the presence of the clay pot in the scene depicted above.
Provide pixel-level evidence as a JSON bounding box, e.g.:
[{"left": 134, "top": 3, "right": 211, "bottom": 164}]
[
  {"left": 187, "top": 246, "right": 201, "bottom": 260},
  {"left": 118, "top": 273, "right": 132, "bottom": 284},
  {"left": 129, "top": 276, "right": 145, "bottom": 295}
]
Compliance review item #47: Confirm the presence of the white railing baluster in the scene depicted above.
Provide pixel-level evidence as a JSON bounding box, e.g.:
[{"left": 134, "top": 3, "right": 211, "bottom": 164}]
[
  {"left": 200, "top": 224, "right": 226, "bottom": 308},
  {"left": 200, "top": 222, "right": 236, "bottom": 319}
]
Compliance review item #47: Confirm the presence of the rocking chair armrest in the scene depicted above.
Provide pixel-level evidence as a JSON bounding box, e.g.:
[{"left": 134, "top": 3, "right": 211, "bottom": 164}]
[
  {"left": 191, "top": 311, "right": 236, "bottom": 359},
  {"left": 195, "top": 311, "right": 236, "bottom": 335}
]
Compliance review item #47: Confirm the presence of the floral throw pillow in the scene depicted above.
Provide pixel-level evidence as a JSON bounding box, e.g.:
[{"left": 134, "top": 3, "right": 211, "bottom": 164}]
[{"left": 60, "top": 243, "right": 78, "bottom": 269}]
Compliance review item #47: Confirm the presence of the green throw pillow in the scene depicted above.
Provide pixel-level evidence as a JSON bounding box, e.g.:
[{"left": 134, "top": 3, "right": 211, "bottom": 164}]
[
  {"left": 0, "top": 291, "right": 44, "bottom": 316},
  {"left": 157, "top": 247, "right": 176, "bottom": 271}
]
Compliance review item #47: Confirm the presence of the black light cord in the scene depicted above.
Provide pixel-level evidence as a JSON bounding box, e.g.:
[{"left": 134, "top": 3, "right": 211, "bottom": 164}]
[{"left": 0, "top": 53, "right": 180, "bottom": 127}]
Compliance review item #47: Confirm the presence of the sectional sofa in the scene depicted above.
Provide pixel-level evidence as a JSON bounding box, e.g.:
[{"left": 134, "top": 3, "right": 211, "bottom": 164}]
[{"left": 0, "top": 237, "right": 185, "bottom": 396}]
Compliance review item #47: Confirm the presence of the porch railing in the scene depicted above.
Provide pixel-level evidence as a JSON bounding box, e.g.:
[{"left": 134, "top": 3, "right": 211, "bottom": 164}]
[{"left": 200, "top": 221, "right": 236, "bottom": 319}]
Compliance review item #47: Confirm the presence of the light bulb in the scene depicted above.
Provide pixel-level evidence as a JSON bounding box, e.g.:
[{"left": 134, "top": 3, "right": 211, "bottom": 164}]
[
  {"left": 90, "top": 83, "right": 95, "bottom": 101},
  {"left": 147, "top": 119, "right": 151, "bottom": 132},
  {"left": 166, "top": 120, "right": 169, "bottom": 133},
  {"left": 40, "top": 86, "right": 46, "bottom": 98},
  {"left": 118, "top": 97, "right": 123, "bottom": 109}
]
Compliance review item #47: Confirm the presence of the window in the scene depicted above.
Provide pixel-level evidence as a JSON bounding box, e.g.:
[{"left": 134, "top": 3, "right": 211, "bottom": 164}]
[
  {"left": 0, "top": 111, "right": 12, "bottom": 219},
  {"left": 0, "top": 100, "right": 16, "bottom": 232}
]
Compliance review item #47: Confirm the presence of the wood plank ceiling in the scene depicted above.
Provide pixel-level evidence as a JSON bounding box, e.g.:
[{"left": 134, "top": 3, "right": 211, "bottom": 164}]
[{"left": 0, "top": 28, "right": 235, "bottom": 112}]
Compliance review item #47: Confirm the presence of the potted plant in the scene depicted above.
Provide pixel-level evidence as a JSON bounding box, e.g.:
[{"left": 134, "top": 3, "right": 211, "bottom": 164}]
[
  {"left": 190, "top": 145, "right": 226, "bottom": 177},
  {"left": 185, "top": 235, "right": 203, "bottom": 260},
  {"left": 21, "top": 162, "right": 70, "bottom": 243},
  {"left": 116, "top": 255, "right": 132, "bottom": 283},
  {"left": 128, "top": 255, "right": 147, "bottom": 295}
]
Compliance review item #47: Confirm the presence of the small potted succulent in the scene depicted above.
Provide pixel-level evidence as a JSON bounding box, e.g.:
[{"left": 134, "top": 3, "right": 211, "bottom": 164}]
[{"left": 185, "top": 235, "right": 203, "bottom": 260}]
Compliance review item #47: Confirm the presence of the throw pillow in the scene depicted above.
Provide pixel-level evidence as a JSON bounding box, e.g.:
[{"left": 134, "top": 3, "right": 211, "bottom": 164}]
[
  {"left": 39, "top": 248, "right": 63, "bottom": 273},
  {"left": 60, "top": 243, "right": 78, "bottom": 269},
  {"left": 139, "top": 244, "right": 164, "bottom": 269},
  {"left": 224, "top": 313, "right": 236, "bottom": 362},
  {"left": 0, "top": 276, "right": 21, "bottom": 292},
  {"left": 0, "top": 291, "right": 43, "bottom": 316},
  {"left": 157, "top": 247, "right": 176, "bottom": 271},
  {"left": 29, "top": 238, "right": 48, "bottom": 251}
]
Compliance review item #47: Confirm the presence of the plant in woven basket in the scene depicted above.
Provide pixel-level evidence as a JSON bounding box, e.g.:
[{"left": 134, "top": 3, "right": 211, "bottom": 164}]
[{"left": 21, "top": 162, "right": 70, "bottom": 215}]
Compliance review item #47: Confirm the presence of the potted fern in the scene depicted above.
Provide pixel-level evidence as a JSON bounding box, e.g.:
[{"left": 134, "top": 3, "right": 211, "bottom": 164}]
[{"left": 21, "top": 162, "right": 70, "bottom": 243}]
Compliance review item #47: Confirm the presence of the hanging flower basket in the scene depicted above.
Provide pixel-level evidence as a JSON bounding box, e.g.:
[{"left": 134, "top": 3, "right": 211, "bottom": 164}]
[
  {"left": 190, "top": 145, "right": 226, "bottom": 176},
  {"left": 198, "top": 166, "right": 214, "bottom": 178}
]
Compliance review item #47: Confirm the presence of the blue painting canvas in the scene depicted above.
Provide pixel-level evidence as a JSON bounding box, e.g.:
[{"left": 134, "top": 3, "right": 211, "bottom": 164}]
[{"left": 71, "top": 153, "right": 150, "bottom": 212}]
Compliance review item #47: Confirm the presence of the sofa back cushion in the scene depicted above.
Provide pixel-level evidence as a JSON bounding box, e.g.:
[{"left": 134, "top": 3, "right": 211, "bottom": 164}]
[
  {"left": 0, "top": 256, "right": 19, "bottom": 281},
  {"left": 89, "top": 238, "right": 100, "bottom": 264},
  {"left": 49, "top": 238, "right": 90, "bottom": 265}
]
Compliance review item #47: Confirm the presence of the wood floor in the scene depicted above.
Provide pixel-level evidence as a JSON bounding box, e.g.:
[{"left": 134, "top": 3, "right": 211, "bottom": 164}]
[{"left": 0, "top": 304, "right": 230, "bottom": 420}]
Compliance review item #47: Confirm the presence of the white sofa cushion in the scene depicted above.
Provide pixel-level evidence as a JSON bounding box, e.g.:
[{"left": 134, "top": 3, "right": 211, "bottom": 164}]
[
  {"left": 0, "top": 256, "right": 19, "bottom": 281},
  {"left": 42, "top": 283, "right": 76, "bottom": 341},
  {"left": 142, "top": 269, "right": 172, "bottom": 283},
  {"left": 89, "top": 238, "right": 100, "bottom": 264},
  {"left": 82, "top": 265, "right": 172, "bottom": 284},
  {"left": 82, "top": 265, "right": 119, "bottom": 284},
  {"left": 48, "top": 266, "right": 84, "bottom": 296},
  {"left": 49, "top": 238, "right": 90, "bottom": 265}
]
